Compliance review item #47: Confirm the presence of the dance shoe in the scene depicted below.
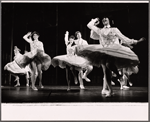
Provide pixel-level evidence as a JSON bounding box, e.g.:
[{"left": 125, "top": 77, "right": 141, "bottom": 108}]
[
  {"left": 82, "top": 75, "right": 91, "bottom": 82},
  {"left": 129, "top": 82, "right": 133, "bottom": 86},
  {"left": 39, "top": 84, "right": 44, "bottom": 88},
  {"left": 120, "top": 85, "right": 130, "bottom": 90},
  {"left": 26, "top": 84, "right": 29, "bottom": 87},
  {"left": 105, "top": 93, "right": 112, "bottom": 97},
  {"left": 40, "top": 85, "right": 44, "bottom": 88},
  {"left": 74, "top": 79, "right": 78, "bottom": 85},
  {"left": 14, "top": 76, "right": 19, "bottom": 82},
  {"left": 80, "top": 85, "right": 85, "bottom": 89},
  {"left": 101, "top": 89, "right": 110, "bottom": 95},
  {"left": 67, "top": 87, "right": 71, "bottom": 91},
  {"left": 101, "top": 89, "right": 114, "bottom": 97},
  {"left": 111, "top": 81, "right": 115, "bottom": 85},
  {"left": 14, "top": 84, "right": 20, "bottom": 87},
  {"left": 31, "top": 86, "right": 38, "bottom": 91}
]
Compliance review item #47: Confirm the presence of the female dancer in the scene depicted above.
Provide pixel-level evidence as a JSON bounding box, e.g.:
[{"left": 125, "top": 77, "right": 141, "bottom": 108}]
[
  {"left": 13, "top": 46, "right": 31, "bottom": 87},
  {"left": 4, "top": 46, "right": 51, "bottom": 90},
  {"left": 75, "top": 17, "right": 143, "bottom": 97},
  {"left": 23, "top": 31, "right": 47, "bottom": 90},
  {"left": 90, "top": 20, "right": 136, "bottom": 90},
  {"left": 52, "top": 31, "right": 92, "bottom": 90}
]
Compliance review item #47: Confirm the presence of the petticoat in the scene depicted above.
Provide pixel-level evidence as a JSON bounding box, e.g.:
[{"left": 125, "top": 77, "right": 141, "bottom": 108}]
[{"left": 35, "top": 50, "right": 51, "bottom": 71}]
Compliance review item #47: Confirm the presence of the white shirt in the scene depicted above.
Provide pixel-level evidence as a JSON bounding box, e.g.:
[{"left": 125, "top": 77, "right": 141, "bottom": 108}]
[{"left": 74, "top": 38, "right": 88, "bottom": 46}]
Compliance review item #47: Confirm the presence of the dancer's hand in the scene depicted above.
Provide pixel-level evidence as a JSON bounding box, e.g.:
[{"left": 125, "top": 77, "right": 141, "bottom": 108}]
[
  {"left": 27, "top": 32, "right": 32, "bottom": 35},
  {"left": 65, "top": 31, "right": 69, "bottom": 35},
  {"left": 138, "top": 37, "right": 146, "bottom": 42},
  {"left": 91, "top": 18, "right": 99, "bottom": 23},
  {"left": 132, "top": 37, "right": 146, "bottom": 45}
]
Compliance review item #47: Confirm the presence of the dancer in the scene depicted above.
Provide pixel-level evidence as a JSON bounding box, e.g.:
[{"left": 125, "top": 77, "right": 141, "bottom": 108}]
[
  {"left": 74, "top": 31, "right": 93, "bottom": 82},
  {"left": 64, "top": 31, "right": 79, "bottom": 87},
  {"left": 90, "top": 20, "right": 134, "bottom": 90},
  {"left": 23, "top": 31, "right": 47, "bottom": 90},
  {"left": 13, "top": 47, "right": 31, "bottom": 87},
  {"left": 4, "top": 47, "right": 51, "bottom": 89},
  {"left": 5, "top": 46, "right": 31, "bottom": 87},
  {"left": 75, "top": 17, "right": 143, "bottom": 97},
  {"left": 52, "top": 31, "right": 91, "bottom": 90}
]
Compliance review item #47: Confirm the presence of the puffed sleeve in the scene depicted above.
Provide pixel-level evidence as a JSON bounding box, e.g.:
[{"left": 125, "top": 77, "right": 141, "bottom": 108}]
[
  {"left": 114, "top": 28, "right": 137, "bottom": 44},
  {"left": 90, "top": 30, "right": 100, "bottom": 40}
]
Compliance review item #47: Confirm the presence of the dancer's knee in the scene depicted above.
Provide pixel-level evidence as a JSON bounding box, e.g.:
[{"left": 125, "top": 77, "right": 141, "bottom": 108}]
[{"left": 88, "top": 65, "right": 93, "bottom": 71}]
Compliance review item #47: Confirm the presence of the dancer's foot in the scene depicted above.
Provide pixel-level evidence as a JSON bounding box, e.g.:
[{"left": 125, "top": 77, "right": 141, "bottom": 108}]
[
  {"left": 82, "top": 76, "right": 91, "bottom": 82},
  {"left": 111, "top": 81, "right": 115, "bottom": 85},
  {"left": 101, "top": 89, "right": 114, "bottom": 96},
  {"left": 101, "top": 89, "right": 109, "bottom": 95},
  {"left": 39, "top": 84, "right": 44, "bottom": 88},
  {"left": 118, "top": 75, "right": 126, "bottom": 86},
  {"left": 40, "top": 85, "right": 44, "bottom": 88},
  {"left": 67, "top": 87, "right": 71, "bottom": 91},
  {"left": 31, "top": 86, "right": 38, "bottom": 91},
  {"left": 129, "top": 82, "right": 133, "bottom": 86},
  {"left": 105, "top": 92, "right": 112, "bottom": 97},
  {"left": 82, "top": 74, "right": 91, "bottom": 82},
  {"left": 120, "top": 85, "right": 130, "bottom": 90},
  {"left": 74, "top": 78, "right": 78, "bottom": 85},
  {"left": 80, "top": 85, "right": 85, "bottom": 89},
  {"left": 14, "top": 76, "right": 19, "bottom": 82},
  {"left": 26, "top": 84, "right": 29, "bottom": 87},
  {"left": 14, "top": 83, "right": 20, "bottom": 87}
]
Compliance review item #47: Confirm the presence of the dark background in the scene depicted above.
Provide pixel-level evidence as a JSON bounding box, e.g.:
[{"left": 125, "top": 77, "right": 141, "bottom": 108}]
[{"left": 1, "top": 3, "right": 148, "bottom": 87}]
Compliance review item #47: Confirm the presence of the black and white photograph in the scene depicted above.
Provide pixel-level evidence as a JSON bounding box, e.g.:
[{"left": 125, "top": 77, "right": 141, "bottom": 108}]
[{"left": 1, "top": 1, "right": 149, "bottom": 121}]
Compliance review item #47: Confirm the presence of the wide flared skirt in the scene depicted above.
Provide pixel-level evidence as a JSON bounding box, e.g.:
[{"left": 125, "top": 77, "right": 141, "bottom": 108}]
[
  {"left": 4, "top": 61, "right": 28, "bottom": 75},
  {"left": 36, "top": 50, "right": 51, "bottom": 71},
  {"left": 75, "top": 44, "right": 139, "bottom": 69},
  {"left": 51, "top": 55, "right": 89, "bottom": 69},
  {"left": 4, "top": 50, "right": 51, "bottom": 75},
  {"left": 23, "top": 49, "right": 51, "bottom": 71}
]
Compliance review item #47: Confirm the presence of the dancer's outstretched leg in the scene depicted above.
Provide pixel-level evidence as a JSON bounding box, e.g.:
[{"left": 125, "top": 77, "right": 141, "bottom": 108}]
[
  {"left": 11, "top": 74, "right": 20, "bottom": 87},
  {"left": 82, "top": 65, "right": 93, "bottom": 82}
]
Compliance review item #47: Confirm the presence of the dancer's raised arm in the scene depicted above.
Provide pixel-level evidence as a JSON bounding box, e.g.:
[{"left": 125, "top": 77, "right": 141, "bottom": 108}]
[
  {"left": 64, "top": 31, "right": 69, "bottom": 46},
  {"left": 87, "top": 18, "right": 101, "bottom": 35},
  {"left": 23, "top": 32, "right": 32, "bottom": 43}
]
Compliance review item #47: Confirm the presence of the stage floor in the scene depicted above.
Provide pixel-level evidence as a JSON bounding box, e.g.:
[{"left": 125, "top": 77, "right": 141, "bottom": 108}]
[{"left": 1, "top": 85, "right": 148, "bottom": 103}]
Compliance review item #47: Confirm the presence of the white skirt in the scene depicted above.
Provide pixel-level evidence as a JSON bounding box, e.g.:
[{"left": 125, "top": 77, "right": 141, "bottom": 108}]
[{"left": 4, "top": 61, "right": 28, "bottom": 75}]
